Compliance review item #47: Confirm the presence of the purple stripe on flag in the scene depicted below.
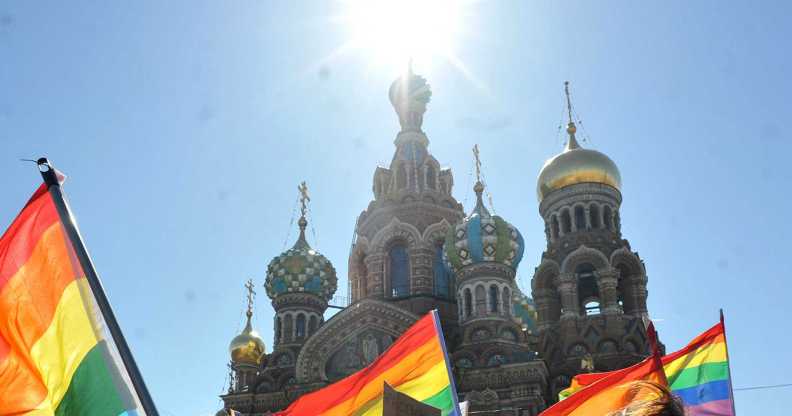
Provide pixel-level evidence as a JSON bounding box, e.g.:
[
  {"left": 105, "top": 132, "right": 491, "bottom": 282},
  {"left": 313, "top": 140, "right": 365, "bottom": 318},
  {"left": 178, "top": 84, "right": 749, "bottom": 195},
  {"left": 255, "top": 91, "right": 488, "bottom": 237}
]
[{"left": 685, "top": 398, "right": 734, "bottom": 416}]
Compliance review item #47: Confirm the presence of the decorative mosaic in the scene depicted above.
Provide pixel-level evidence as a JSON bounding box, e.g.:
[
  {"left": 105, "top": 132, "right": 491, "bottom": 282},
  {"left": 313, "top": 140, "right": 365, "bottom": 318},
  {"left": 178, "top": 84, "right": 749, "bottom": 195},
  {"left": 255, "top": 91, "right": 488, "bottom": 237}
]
[{"left": 265, "top": 243, "right": 337, "bottom": 302}]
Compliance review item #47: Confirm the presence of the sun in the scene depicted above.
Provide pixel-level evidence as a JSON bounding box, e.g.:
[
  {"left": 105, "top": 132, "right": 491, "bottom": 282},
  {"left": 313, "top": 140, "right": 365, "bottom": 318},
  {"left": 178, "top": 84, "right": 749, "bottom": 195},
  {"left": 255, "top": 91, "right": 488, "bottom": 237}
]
[{"left": 337, "top": 0, "right": 469, "bottom": 72}]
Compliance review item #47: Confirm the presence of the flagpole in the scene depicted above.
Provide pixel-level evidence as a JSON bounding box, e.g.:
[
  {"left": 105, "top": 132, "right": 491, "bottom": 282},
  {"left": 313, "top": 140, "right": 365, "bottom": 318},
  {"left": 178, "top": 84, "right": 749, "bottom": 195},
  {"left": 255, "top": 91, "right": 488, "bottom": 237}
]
[
  {"left": 720, "top": 309, "right": 737, "bottom": 416},
  {"left": 37, "top": 158, "right": 160, "bottom": 416}
]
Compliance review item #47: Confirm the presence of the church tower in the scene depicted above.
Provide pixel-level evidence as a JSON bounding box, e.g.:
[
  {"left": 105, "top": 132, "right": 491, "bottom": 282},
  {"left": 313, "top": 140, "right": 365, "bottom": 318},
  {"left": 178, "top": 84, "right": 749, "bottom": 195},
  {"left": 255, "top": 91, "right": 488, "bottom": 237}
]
[
  {"left": 228, "top": 279, "right": 266, "bottom": 393},
  {"left": 265, "top": 182, "right": 337, "bottom": 362},
  {"left": 348, "top": 66, "right": 464, "bottom": 324},
  {"left": 531, "top": 83, "right": 651, "bottom": 399}
]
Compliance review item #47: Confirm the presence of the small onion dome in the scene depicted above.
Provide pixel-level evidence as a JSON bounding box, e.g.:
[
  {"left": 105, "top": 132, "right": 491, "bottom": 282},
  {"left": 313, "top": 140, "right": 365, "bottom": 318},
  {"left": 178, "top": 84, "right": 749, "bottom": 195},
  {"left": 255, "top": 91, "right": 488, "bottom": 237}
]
[
  {"left": 444, "top": 181, "right": 525, "bottom": 273},
  {"left": 265, "top": 217, "right": 337, "bottom": 302},
  {"left": 511, "top": 289, "right": 538, "bottom": 335},
  {"left": 536, "top": 123, "right": 621, "bottom": 202},
  {"left": 229, "top": 310, "right": 266, "bottom": 365}
]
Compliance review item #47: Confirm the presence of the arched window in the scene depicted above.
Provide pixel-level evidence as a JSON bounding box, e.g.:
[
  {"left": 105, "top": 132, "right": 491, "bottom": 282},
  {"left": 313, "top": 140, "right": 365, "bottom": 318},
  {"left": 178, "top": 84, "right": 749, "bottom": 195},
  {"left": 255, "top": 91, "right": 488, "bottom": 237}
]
[
  {"left": 561, "top": 209, "right": 572, "bottom": 234},
  {"left": 389, "top": 243, "right": 410, "bottom": 297},
  {"left": 426, "top": 165, "right": 436, "bottom": 190},
  {"left": 433, "top": 243, "right": 451, "bottom": 298},
  {"left": 551, "top": 215, "right": 560, "bottom": 239},
  {"left": 576, "top": 264, "right": 600, "bottom": 315},
  {"left": 589, "top": 204, "right": 601, "bottom": 229},
  {"left": 295, "top": 314, "right": 306, "bottom": 338},
  {"left": 283, "top": 314, "right": 293, "bottom": 343},
  {"left": 574, "top": 205, "right": 586, "bottom": 231},
  {"left": 396, "top": 164, "right": 408, "bottom": 189},
  {"left": 489, "top": 285, "right": 499, "bottom": 313},
  {"left": 308, "top": 315, "right": 318, "bottom": 335},
  {"left": 464, "top": 288, "right": 473, "bottom": 318},
  {"left": 616, "top": 264, "right": 635, "bottom": 313},
  {"left": 502, "top": 286, "right": 511, "bottom": 316},
  {"left": 614, "top": 211, "right": 621, "bottom": 231},
  {"left": 275, "top": 316, "right": 282, "bottom": 344},
  {"left": 603, "top": 205, "right": 613, "bottom": 230},
  {"left": 475, "top": 285, "right": 486, "bottom": 315}
]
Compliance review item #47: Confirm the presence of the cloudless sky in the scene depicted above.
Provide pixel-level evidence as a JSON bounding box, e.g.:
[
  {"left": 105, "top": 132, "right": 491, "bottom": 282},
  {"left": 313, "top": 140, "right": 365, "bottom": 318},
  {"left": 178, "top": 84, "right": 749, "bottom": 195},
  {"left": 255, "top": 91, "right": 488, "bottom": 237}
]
[{"left": 2, "top": 1, "right": 791, "bottom": 415}]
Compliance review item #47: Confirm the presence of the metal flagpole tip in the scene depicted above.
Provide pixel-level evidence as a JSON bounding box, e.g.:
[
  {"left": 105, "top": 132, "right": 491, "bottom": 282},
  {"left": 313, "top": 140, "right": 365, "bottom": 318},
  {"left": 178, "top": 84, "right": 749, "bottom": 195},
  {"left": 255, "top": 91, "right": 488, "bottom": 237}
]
[{"left": 36, "top": 157, "right": 51, "bottom": 172}]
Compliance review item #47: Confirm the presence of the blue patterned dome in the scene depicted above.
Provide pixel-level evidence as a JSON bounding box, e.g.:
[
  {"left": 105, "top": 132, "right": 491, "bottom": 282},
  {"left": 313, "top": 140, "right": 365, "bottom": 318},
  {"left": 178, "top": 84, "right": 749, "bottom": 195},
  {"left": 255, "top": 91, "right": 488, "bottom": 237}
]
[
  {"left": 444, "top": 182, "right": 525, "bottom": 273},
  {"left": 265, "top": 217, "right": 337, "bottom": 302},
  {"left": 511, "top": 288, "right": 538, "bottom": 334}
]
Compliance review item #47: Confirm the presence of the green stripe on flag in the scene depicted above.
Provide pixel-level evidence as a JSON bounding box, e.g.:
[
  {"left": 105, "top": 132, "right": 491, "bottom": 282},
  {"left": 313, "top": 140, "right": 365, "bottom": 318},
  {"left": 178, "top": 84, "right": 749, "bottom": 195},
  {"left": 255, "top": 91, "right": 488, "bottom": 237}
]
[
  {"left": 422, "top": 386, "right": 454, "bottom": 415},
  {"left": 55, "top": 343, "right": 127, "bottom": 416},
  {"left": 668, "top": 361, "right": 730, "bottom": 391}
]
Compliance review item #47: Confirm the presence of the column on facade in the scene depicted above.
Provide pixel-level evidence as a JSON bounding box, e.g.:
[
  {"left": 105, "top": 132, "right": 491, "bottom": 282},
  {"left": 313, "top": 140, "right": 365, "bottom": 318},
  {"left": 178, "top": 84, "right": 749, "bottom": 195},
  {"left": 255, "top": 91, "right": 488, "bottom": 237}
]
[
  {"left": 408, "top": 246, "right": 434, "bottom": 295},
  {"left": 558, "top": 273, "right": 579, "bottom": 318},
  {"left": 364, "top": 254, "right": 385, "bottom": 299},
  {"left": 597, "top": 270, "right": 620, "bottom": 314}
]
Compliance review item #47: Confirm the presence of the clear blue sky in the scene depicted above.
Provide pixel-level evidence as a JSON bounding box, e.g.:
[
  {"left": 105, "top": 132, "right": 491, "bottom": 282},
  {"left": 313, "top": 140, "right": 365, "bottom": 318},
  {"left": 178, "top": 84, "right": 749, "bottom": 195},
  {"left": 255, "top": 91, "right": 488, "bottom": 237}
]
[{"left": 2, "top": 1, "right": 790, "bottom": 415}]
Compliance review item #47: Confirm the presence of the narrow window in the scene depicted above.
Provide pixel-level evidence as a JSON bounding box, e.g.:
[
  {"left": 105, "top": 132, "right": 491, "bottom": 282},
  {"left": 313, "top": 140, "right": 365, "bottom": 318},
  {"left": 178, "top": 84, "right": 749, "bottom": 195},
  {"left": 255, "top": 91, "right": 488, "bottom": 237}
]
[
  {"left": 502, "top": 287, "right": 511, "bottom": 316},
  {"left": 296, "top": 314, "right": 306, "bottom": 338},
  {"left": 308, "top": 315, "right": 318, "bottom": 335},
  {"left": 426, "top": 165, "right": 436, "bottom": 190},
  {"left": 561, "top": 209, "right": 572, "bottom": 234},
  {"left": 589, "top": 204, "right": 601, "bottom": 229},
  {"left": 433, "top": 243, "right": 451, "bottom": 298},
  {"left": 574, "top": 205, "right": 586, "bottom": 231},
  {"left": 551, "top": 215, "right": 560, "bottom": 239},
  {"left": 489, "top": 285, "right": 499, "bottom": 313},
  {"left": 475, "top": 285, "right": 486, "bottom": 315},
  {"left": 275, "top": 316, "right": 282, "bottom": 344},
  {"left": 389, "top": 243, "right": 410, "bottom": 297},
  {"left": 603, "top": 205, "right": 613, "bottom": 230},
  {"left": 464, "top": 288, "right": 473, "bottom": 318}
]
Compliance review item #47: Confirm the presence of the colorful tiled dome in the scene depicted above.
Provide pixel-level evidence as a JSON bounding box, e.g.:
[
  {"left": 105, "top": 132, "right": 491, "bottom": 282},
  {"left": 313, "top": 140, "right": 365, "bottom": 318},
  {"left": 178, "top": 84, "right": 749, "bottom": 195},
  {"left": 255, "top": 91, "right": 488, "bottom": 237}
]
[
  {"left": 444, "top": 181, "right": 525, "bottom": 273},
  {"left": 511, "top": 288, "right": 538, "bottom": 334},
  {"left": 265, "top": 217, "right": 337, "bottom": 302}
]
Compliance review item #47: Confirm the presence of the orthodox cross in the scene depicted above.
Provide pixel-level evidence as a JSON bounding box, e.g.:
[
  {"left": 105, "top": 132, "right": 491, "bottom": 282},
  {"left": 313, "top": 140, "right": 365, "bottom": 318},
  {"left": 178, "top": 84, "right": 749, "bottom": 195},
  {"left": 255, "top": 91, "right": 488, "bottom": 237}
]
[
  {"left": 472, "top": 144, "right": 482, "bottom": 184},
  {"left": 298, "top": 181, "right": 310, "bottom": 218},
  {"left": 244, "top": 278, "right": 256, "bottom": 316}
]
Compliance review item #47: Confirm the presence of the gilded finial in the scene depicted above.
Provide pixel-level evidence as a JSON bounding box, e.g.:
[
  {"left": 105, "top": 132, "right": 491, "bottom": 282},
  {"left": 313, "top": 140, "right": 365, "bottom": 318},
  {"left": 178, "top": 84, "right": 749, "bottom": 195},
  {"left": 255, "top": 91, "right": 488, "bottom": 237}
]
[
  {"left": 296, "top": 181, "right": 310, "bottom": 243},
  {"left": 244, "top": 278, "right": 256, "bottom": 319},
  {"left": 564, "top": 81, "right": 580, "bottom": 150}
]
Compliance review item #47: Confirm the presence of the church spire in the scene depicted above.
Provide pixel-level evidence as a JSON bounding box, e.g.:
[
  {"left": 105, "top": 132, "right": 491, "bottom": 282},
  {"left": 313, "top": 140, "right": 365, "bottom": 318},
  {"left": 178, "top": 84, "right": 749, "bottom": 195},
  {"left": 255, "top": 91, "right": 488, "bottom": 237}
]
[
  {"left": 471, "top": 144, "right": 490, "bottom": 218},
  {"left": 564, "top": 81, "right": 580, "bottom": 150},
  {"left": 295, "top": 181, "right": 310, "bottom": 248}
]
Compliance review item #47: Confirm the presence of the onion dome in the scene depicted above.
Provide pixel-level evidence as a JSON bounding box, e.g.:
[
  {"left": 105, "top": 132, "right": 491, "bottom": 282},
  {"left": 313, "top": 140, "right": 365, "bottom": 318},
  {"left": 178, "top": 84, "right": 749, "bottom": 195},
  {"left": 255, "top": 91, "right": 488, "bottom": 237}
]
[
  {"left": 265, "top": 216, "right": 337, "bottom": 302},
  {"left": 537, "top": 82, "right": 621, "bottom": 202},
  {"left": 444, "top": 181, "right": 525, "bottom": 273},
  {"left": 511, "top": 288, "right": 538, "bottom": 334},
  {"left": 229, "top": 295, "right": 266, "bottom": 365}
]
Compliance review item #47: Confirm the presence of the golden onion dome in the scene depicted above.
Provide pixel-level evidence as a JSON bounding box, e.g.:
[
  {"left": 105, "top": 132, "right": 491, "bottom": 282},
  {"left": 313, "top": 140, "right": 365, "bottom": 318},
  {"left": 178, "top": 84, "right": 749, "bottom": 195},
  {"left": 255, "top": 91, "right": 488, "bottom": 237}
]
[
  {"left": 229, "top": 311, "right": 266, "bottom": 365},
  {"left": 536, "top": 123, "right": 621, "bottom": 202}
]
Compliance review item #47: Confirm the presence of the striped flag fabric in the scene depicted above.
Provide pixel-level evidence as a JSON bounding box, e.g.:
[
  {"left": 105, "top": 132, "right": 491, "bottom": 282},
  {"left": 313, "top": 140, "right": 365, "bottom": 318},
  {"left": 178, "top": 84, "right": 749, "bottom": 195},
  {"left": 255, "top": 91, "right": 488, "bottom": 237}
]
[
  {"left": 556, "top": 319, "right": 735, "bottom": 415},
  {"left": 275, "top": 310, "right": 460, "bottom": 416},
  {"left": 0, "top": 184, "right": 144, "bottom": 415},
  {"left": 663, "top": 320, "right": 734, "bottom": 415}
]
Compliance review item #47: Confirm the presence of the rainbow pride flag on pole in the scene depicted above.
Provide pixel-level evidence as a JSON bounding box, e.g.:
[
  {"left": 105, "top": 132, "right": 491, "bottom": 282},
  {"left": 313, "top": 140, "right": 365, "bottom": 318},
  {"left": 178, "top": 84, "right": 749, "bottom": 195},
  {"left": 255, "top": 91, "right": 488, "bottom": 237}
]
[
  {"left": 557, "top": 317, "right": 735, "bottom": 415},
  {"left": 0, "top": 160, "right": 157, "bottom": 415},
  {"left": 275, "top": 310, "right": 460, "bottom": 416}
]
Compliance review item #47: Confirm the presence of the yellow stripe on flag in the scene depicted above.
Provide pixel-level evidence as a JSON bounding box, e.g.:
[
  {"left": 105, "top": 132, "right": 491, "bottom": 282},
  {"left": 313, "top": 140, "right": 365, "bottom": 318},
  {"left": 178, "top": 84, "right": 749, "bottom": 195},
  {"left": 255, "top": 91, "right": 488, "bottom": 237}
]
[
  {"left": 28, "top": 278, "right": 99, "bottom": 414},
  {"left": 663, "top": 340, "right": 726, "bottom": 377}
]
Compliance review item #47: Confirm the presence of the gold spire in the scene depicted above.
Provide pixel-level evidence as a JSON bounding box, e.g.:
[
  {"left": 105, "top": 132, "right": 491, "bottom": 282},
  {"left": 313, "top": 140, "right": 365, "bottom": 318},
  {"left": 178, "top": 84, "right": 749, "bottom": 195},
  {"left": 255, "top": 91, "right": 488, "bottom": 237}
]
[{"left": 564, "top": 81, "right": 580, "bottom": 150}]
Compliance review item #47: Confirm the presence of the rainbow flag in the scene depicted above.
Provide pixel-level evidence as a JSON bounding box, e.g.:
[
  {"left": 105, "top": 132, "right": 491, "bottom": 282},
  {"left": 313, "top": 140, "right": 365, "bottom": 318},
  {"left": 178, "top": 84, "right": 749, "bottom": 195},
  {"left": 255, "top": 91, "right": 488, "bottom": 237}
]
[
  {"left": 663, "top": 320, "right": 734, "bottom": 415},
  {"left": 275, "top": 310, "right": 460, "bottom": 416},
  {"left": 0, "top": 185, "right": 143, "bottom": 415},
  {"left": 557, "top": 320, "right": 735, "bottom": 415}
]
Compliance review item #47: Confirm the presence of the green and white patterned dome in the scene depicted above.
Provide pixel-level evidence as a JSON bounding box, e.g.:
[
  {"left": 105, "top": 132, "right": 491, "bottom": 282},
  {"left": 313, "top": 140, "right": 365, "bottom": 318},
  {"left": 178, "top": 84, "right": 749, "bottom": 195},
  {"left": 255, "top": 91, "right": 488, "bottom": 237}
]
[
  {"left": 444, "top": 182, "right": 525, "bottom": 273},
  {"left": 265, "top": 217, "right": 337, "bottom": 302}
]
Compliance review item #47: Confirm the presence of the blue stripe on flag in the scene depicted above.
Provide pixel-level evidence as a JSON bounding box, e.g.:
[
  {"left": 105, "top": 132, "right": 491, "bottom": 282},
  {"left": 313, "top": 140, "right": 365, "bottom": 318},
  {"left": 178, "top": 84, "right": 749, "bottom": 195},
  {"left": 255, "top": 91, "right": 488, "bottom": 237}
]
[{"left": 673, "top": 379, "right": 731, "bottom": 406}]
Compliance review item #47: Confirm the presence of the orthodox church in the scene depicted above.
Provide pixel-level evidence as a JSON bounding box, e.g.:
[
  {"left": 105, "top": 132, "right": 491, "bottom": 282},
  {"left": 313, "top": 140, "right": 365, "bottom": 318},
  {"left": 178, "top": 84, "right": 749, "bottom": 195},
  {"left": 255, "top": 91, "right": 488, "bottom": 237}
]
[{"left": 217, "top": 71, "right": 652, "bottom": 416}]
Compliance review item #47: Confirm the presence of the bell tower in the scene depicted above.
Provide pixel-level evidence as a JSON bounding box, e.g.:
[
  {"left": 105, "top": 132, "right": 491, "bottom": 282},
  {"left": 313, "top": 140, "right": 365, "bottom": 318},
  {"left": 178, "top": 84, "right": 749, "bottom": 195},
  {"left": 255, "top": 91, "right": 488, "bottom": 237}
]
[{"left": 531, "top": 83, "right": 651, "bottom": 400}]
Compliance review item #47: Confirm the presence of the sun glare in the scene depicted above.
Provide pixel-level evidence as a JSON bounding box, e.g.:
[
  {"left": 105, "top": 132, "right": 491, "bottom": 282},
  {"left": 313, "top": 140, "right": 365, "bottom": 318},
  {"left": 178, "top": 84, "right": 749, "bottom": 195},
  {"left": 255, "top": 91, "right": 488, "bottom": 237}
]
[{"left": 339, "top": 0, "right": 467, "bottom": 71}]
